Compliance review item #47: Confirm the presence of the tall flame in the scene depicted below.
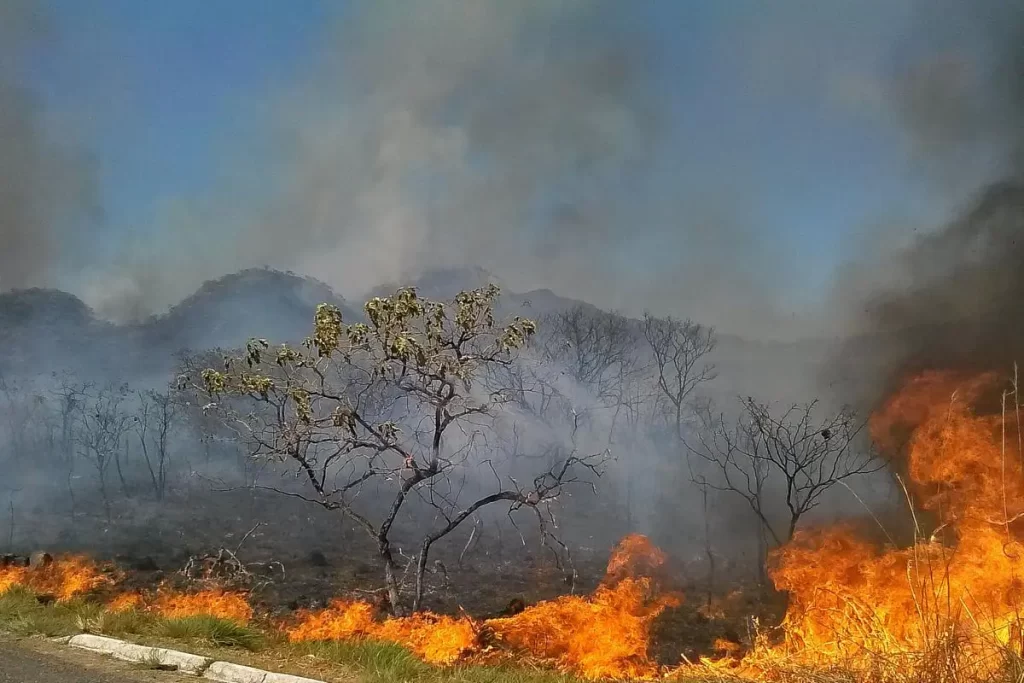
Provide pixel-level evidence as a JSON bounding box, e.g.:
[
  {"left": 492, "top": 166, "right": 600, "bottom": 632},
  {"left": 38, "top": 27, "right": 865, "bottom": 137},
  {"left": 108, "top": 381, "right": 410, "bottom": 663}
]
[{"left": 706, "top": 370, "right": 1024, "bottom": 679}]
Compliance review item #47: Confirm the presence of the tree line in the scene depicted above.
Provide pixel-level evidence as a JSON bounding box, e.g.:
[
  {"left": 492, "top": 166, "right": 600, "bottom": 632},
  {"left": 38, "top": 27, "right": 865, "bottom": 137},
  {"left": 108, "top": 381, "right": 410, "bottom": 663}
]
[{"left": 0, "top": 285, "right": 881, "bottom": 614}]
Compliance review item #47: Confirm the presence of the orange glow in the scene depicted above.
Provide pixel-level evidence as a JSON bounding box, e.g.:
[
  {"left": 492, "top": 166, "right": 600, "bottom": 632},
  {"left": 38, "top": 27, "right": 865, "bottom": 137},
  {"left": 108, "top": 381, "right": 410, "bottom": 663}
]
[
  {"left": 106, "top": 592, "right": 145, "bottom": 613},
  {"left": 489, "top": 577, "right": 677, "bottom": 679},
  {"left": 376, "top": 613, "right": 479, "bottom": 666},
  {"left": 700, "top": 370, "right": 1024, "bottom": 679},
  {"left": 0, "top": 555, "right": 109, "bottom": 601},
  {"left": 287, "top": 534, "right": 679, "bottom": 677},
  {"left": 0, "top": 565, "right": 27, "bottom": 594},
  {"left": 287, "top": 599, "right": 476, "bottom": 665},
  {"left": 288, "top": 599, "right": 377, "bottom": 641},
  {"left": 152, "top": 588, "right": 253, "bottom": 623}
]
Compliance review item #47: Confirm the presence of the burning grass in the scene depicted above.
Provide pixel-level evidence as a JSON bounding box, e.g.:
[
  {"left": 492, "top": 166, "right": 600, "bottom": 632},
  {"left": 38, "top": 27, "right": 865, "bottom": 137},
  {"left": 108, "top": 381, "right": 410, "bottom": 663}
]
[
  {"left": 151, "top": 588, "right": 254, "bottom": 623},
  {"left": 691, "top": 370, "right": 1024, "bottom": 682},
  {"left": 155, "top": 614, "right": 264, "bottom": 650},
  {"left": 285, "top": 534, "right": 679, "bottom": 679},
  {"left": 12, "top": 371, "right": 1024, "bottom": 681},
  {"left": 0, "top": 555, "right": 110, "bottom": 601}
]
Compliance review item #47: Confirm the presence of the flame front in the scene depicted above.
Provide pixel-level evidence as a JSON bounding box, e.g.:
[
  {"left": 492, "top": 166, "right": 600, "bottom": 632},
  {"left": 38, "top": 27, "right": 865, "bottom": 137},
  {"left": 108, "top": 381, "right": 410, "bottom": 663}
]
[
  {"left": 708, "top": 370, "right": 1024, "bottom": 679},
  {"left": 0, "top": 555, "right": 108, "bottom": 601},
  {"left": 106, "top": 591, "right": 145, "bottom": 613},
  {"left": 288, "top": 533, "right": 679, "bottom": 677},
  {"left": 152, "top": 588, "right": 254, "bottom": 623}
]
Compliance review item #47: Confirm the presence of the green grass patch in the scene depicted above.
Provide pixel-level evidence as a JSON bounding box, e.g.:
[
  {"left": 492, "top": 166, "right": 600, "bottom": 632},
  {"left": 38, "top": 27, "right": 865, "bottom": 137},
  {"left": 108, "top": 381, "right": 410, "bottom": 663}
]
[
  {"left": 154, "top": 614, "right": 264, "bottom": 651},
  {"left": 290, "top": 640, "right": 589, "bottom": 683},
  {"left": 0, "top": 588, "right": 98, "bottom": 637},
  {"left": 84, "top": 608, "right": 157, "bottom": 637},
  {"left": 295, "top": 639, "right": 432, "bottom": 682},
  {"left": 0, "top": 590, "right": 707, "bottom": 683}
]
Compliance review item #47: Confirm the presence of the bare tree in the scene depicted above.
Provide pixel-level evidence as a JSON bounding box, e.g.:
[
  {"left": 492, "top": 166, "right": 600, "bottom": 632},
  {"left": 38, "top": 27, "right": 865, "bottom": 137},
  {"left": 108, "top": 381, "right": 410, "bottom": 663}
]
[
  {"left": 49, "top": 373, "right": 91, "bottom": 517},
  {"left": 135, "top": 388, "right": 178, "bottom": 501},
  {"left": 75, "top": 383, "right": 132, "bottom": 521},
  {"left": 642, "top": 312, "right": 717, "bottom": 439},
  {"left": 691, "top": 398, "right": 882, "bottom": 549},
  {"left": 538, "top": 305, "right": 641, "bottom": 404},
  {"left": 642, "top": 312, "right": 718, "bottom": 597},
  {"left": 196, "top": 285, "right": 606, "bottom": 614}
]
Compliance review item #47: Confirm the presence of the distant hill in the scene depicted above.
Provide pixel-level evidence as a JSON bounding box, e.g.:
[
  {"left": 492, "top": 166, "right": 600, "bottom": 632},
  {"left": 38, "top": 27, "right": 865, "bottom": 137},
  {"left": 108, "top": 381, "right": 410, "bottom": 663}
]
[{"left": 0, "top": 266, "right": 871, "bottom": 405}]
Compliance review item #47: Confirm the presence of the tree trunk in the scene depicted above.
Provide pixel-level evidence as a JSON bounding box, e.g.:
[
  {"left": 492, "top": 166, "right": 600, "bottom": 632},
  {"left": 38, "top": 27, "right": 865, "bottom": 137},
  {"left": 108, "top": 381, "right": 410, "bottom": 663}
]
[
  {"left": 787, "top": 514, "right": 800, "bottom": 543},
  {"left": 98, "top": 470, "right": 111, "bottom": 522},
  {"left": 116, "top": 442, "right": 131, "bottom": 498},
  {"left": 378, "top": 538, "right": 403, "bottom": 616},
  {"left": 702, "top": 486, "right": 714, "bottom": 611}
]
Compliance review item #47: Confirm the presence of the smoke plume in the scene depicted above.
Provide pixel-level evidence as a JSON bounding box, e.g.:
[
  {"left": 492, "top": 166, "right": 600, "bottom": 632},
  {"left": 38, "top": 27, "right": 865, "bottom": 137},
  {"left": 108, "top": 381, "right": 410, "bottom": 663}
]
[
  {"left": 833, "top": 1, "right": 1024, "bottom": 404},
  {"left": 0, "top": 0, "right": 97, "bottom": 291}
]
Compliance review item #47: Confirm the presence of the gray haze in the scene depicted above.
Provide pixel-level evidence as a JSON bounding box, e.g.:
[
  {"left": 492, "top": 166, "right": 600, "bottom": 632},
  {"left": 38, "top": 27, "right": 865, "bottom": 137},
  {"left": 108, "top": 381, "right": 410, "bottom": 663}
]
[
  {"left": 0, "top": 0, "right": 1015, "bottom": 347},
  {"left": 0, "top": 0, "right": 97, "bottom": 292},
  {"left": 41, "top": 0, "right": 998, "bottom": 343}
]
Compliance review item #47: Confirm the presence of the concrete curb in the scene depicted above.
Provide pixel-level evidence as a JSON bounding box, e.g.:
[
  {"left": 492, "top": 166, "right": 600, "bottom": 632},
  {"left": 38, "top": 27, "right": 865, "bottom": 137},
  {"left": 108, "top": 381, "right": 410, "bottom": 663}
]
[
  {"left": 66, "top": 634, "right": 212, "bottom": 675},
  {"left": 57, "top": 633, "right": 326, "bottom": 682},
  {"left": 203, "top": 661, "right": 269, "bottom": 683}
]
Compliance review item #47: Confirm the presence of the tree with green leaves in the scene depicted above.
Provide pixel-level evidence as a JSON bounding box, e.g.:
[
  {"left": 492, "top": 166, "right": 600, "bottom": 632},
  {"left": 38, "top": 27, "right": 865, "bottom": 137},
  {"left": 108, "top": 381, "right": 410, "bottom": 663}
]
[{"left": 195, "top": 285, "right": 605, "bottom": 614}]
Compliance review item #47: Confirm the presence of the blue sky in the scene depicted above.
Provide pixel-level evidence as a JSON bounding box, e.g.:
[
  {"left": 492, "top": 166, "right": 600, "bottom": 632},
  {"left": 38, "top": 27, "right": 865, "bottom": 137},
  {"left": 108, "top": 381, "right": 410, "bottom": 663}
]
[{"left": 17, "top": 0, "right": 996, "bottom": 336}]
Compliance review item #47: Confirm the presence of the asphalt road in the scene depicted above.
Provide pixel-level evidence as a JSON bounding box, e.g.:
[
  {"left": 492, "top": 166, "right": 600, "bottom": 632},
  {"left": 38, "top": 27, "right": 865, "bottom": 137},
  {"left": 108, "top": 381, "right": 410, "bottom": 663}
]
[{"left": 0, "top": 636, "right": 189, "bottom": 683}]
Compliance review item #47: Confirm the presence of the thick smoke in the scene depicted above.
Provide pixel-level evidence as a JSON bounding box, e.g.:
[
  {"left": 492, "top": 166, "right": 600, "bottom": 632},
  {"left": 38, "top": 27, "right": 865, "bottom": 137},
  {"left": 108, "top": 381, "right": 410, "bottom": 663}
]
[
  {"left": 81, "top": 0, "right": 658, "bottom": 319},
  {"left": 0, "top": 0, "right": 97, "bottom": 291},
  {"left": 834, "top": 1, "right": 1024, "bottom": 404},
  {"left": 73, "top": 0, "right": 807, "bottom": 339}
]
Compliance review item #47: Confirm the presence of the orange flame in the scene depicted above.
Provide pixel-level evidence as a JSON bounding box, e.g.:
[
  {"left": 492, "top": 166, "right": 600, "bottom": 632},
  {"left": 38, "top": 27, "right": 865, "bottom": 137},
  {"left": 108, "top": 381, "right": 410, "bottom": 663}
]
[
  {"left": 489, "top": 534, "right": 679, "bottom": 679},
  {"left": 153, "top": 589, "right": 253, "bottom": 623},
  {"left": 704, "top": 370, "right": 1024, "bottom": 678},
  {"left": 287, "top": 534, "right": 679, "bottom": 677},
  {"left": 376, "top": 613, "right": 479, "bottom": 666},
  {"left": 489, "top": 577, "right": 677, "bottom": 679},
  {"left": 107, "top": 592, "right": 145, "bottom": 613},
  {"left": 0, "top": 555, "right": 109, "bottom": 601}
]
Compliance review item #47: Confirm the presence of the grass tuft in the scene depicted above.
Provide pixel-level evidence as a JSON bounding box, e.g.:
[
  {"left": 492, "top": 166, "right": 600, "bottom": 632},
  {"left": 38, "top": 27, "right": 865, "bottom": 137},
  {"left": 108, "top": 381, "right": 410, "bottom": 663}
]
[
  {"left": 292, "top": 640, "right": 589, "bottom": 683},
  {"left": 154, "top": 615, "right": 264, "bottom": 651},
  {"left": 295, "top": 639, "right": 431, "bottom": 682},
  {"left": 86, "top": 608, "right": 156, "bottom": 637}
]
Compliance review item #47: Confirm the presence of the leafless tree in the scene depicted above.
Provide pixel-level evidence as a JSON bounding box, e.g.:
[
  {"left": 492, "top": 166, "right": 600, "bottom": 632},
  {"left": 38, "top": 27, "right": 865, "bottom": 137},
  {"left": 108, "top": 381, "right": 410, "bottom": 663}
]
[
  {"left": 642, "top": 312, "right": 717, "bottom": 439},
  {"left": 49, "top": 374, "right": 92, "bottom": 517},
  {"left": 194, "top": 285, "right": 607, "bottom": 614},
  {"left": 74, "top": 383, "right": 132, "bottom": 521},
  {"left": 538, "top": 305, "right": 641, "bottom": 404},
  {"left": 642, "top": 312, "right": 718, "bottom": 597},
  {"left": 690, "top": 397, "right": 883, "bottom": 551},
  {"left": 135, "top": 388, "right": 178, "bottom": 501}
]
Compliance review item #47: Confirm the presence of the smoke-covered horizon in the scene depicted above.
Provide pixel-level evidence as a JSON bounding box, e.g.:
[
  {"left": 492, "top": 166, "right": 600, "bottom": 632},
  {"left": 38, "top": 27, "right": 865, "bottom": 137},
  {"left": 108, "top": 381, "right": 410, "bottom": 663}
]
[{"left": 5, "top": 0, "right": 1022, "bottom": 345}]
